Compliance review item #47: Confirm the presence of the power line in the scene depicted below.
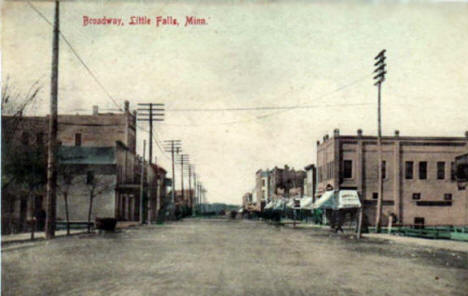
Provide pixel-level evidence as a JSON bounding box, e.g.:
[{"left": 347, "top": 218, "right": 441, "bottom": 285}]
[
  {"left": 26, "top": 0, "right": 122, "bottom": 111},
  {"left": 136, "top": 124, "right": 170, "bottom": 160}
]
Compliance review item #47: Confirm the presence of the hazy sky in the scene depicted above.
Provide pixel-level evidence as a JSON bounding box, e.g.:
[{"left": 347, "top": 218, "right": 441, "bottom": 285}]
[{"left": 2, "top": 0, "right": 468, "bottom": 205}]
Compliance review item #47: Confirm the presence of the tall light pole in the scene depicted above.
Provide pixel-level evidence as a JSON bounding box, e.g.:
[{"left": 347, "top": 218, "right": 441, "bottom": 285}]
[
  {"left": 374, "top": 49, "right": 387, "bottom": 232},
  {"left": 45, "top": 0, "right": 60, "bottom": 239}
]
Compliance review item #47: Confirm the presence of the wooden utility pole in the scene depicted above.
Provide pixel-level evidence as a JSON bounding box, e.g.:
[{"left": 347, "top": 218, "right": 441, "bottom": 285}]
[
  {"left": 153, "top": 155, "right": 159, "bottom": 223},
  {"left": 177, "top": 154, "right": 189, "bottom": 207},
  {"left": 374, "top": 49, "right": 387, "bottom": 232},
  {"left": 164, "top": 140, "right": 181, "bottom": 213},
  {"left": 45, "top": 0, "right": 60, "bottom": 240},
  {"left": 139, "top": 140, "right": 146, "bottom": 224},
  {"left": 137, "top": 103, "right": 164, "bottom": 223},
  {"left": 192, "top": 170, "right": 197, "bottom": 217},
  {"left": 188, "top": 165, "right": 192, "bottom": 214}
]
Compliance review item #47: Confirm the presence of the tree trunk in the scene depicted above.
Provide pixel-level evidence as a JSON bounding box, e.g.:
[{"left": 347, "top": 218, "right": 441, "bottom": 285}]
[
  {"left": 87, "top": 188, "right": 94, "bottom": 233},
  {"left": 64, "top": 192, "right": 70, "bottom": 235}
]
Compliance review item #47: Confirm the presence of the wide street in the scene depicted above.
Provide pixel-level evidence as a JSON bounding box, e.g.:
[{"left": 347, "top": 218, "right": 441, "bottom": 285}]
[{"left": 2, "top": 218, "right": 468, "bottom": 296}]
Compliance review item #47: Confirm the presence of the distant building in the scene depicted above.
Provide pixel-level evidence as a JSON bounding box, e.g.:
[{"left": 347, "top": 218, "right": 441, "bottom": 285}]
[
  {"left": 268, "top": 165, "right": 306, "bottom": 199},
  {"left": 242, "top": 192, "right": 254, "bottom": 211},
  {"left": 316, "top": 128, "right": 468, "bottom": 226},
  {"left": 303, "top": 164, "right": 317, "bottom": 200}
]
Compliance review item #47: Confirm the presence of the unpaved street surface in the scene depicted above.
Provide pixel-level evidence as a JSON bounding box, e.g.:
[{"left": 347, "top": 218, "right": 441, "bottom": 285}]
[{"left": 2, "top": 218, "right": 468, "bottom": 296}]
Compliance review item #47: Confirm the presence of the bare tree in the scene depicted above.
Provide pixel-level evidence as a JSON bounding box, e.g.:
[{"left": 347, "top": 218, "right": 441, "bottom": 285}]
[
  {"left": 2, "top": 77, "right": 43, "bottom": 190},
  {"left": 57, "top": 166, "right": 78, "bottom": 236},
  {"left": 86, "top": 173, "right": 116, "bottom": 233}
]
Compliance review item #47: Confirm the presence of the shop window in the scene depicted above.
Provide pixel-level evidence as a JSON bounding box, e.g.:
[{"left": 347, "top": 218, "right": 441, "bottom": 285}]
[
  {"left": 86, "top": 171, "right": 95, "bottom": 185},
  {"left": 21, "top": 132, "right": 29, "bottom": 145},
  {"left": 75, "top": 133, "right": 82, "bottom": 146},
  {"left": 414, "top": 217, "right": 425, "bottom": 229},
  {"left": 36, "top": 132, "right": 44, "bottom": 145}
]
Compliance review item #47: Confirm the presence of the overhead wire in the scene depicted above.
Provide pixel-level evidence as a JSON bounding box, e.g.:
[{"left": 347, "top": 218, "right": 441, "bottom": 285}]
[{"left": 26, "top": 0, "right": 123, "bottom": 111}]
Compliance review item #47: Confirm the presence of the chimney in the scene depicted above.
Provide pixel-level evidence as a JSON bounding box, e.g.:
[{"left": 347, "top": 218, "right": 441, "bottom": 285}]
[
  {"left": 333, "top": 128, "right": 340, "bottom": 137},
  {"left": 124, "top": 100, "right": 130, "bottom": 112},
  {"left": 357, "top": 129, "right": 363, "bottom": 137},
  {"left": 92, "top": 105, "right": 99, "bottom": 115},
  {"left": 395, "top": 130, "right": 400, "bottom": 138}
]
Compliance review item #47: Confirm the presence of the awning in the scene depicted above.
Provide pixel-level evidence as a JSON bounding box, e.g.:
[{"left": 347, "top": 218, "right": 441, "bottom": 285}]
[
  {"left": 264, "top": 201, "right": 274, "bottom": 210},
  {"left": 337, "top": 190, "right": 361, "bottom": 209},
  {"left": 273, "top": 199, "right": 286, "bottom": 211},
  {"left": 313, "top": 190, "right": 336, "bottom": 209},
  {"left": 300, "top": 196, "right": 314, "bottom": 210},
  {"left": 313, "top": 190, "right": 361, "bottom": 210}
]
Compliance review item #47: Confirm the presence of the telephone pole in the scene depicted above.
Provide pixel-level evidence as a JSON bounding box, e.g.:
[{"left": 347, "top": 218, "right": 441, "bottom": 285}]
[
  {"left": 192, "top": 168, "right": 197, "bottom": 217},
  {"left": 164, "top": 140, "right": 181, "bottom": 211},
  {"left": 374, "top": 49, "right": 387, "bottom": 232},
  {"left": 137, "top": 103, "right": 165, "bottom": 165},
  {"left": 137, "top": 103, "right": 164, "bottom": 223},
  {"left": 139, "top": 140, "right": 146, "bottom": 224},
  {"left": 45, "top": 0, "right": 60, "bottom": 240},
  {"left": 186, "top": 164, "right": 193, "bottom": 215},
  {"left": 177, "top": 154, "right": 190, "bottom": 206}
]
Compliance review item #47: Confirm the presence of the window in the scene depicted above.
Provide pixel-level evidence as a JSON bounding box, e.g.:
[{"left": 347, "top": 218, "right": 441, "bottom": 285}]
[
  {"left": 382, "top": 161, "right": 386, "bottom": 179},
  {"left": 372, "top": 192, "right": 378, "bottom": 200},
  {"left": 414, "top": 217, "right": 425, "bottom": 229},
  {"left": 451, "top": 162, "right": 456, "bottom": 181},
  {"left": 75, "top": 133, "right": 82, "bottom": 146},
  {"left": 86, "top": 171, "right": 95, "bottom": 185},
  {"left": 343, "top": 160, "right": 352, "bottom": 179},
  {"left": 405, "top": 161, "right": 413, "bottom": 179},
  {"left": 36, "top": 132, "right": 44, "bottom": 145},
  {"left": 444, "top": 193, "right": 452, "bottom": 201},
  {"left": 21, "top": 132, "right": 29, "bottom": 145},
  {"left": 437, "top": 162, "right": 445, "bottom": 180},
  {"left": 412, "top": 193, "right": 421, "bottom": 200},
  {"left": 262, "top": 179, "right": 265, "bottom": 186},
  {"left": 419, "top": 162, "right": 427, "bottom": 180}
]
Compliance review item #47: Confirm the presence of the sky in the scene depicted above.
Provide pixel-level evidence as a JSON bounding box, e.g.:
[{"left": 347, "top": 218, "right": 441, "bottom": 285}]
[{"left": 2, "top": 0, "right": 468, "bottom": 205}]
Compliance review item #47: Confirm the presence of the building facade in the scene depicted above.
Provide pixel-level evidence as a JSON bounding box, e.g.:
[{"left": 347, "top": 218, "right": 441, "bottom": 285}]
[
  {"left": 1, "top": 101, "right": 167, "bottom": 233},
  {"left": 316, "top": 128, "right": 468, "bottom": 226}
]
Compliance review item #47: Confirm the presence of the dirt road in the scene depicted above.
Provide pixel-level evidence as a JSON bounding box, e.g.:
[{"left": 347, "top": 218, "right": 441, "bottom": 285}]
[{"left": 2, "top": 218, "right": 467, "bottom": 296}]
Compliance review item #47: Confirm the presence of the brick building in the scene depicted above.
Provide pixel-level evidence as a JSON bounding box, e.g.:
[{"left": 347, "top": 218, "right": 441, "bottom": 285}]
[
  {"left": 1, "top": 101, "right": 167, "bottom": 233},
  {"left": 268, "top": 166, "right": 306, "bottom": 199},
  {"left": 316, "top": 128, "right": 468, "bottom": 226}
]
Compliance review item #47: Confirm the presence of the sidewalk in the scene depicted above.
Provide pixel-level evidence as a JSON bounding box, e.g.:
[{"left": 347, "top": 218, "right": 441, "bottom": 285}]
[
  {"left": 364, "top": 233, "right": 468, "bottom": 253},
  {"left": 1, "top": 221, "right": 142, "bottom": 247},
  {"left": 276, "top": 220, "right": 468, "bottom": 253}
]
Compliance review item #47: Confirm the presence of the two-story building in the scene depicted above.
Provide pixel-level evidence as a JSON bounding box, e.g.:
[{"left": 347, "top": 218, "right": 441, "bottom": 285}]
[{"left": 316, "top": 128, "right": 468, "bottom": 226}]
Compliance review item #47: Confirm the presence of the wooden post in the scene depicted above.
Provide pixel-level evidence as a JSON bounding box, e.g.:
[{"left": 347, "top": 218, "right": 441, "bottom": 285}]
[
  {"left": 357, "top": 207, "right": 363, "bottom": 240},
  {"left": 45, "top": 0, "right": 60, "bottom": 240},
  {"left": 139, "top": 141, "right": 146, "bottom": 224}
]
